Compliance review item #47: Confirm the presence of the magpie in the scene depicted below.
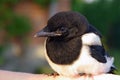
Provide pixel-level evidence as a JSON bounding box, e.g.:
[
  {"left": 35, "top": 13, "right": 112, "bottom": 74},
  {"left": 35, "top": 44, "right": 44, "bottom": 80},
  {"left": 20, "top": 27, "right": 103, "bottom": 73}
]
[{"left": 34, "top": 11, "right": 115, "bottom": 77}]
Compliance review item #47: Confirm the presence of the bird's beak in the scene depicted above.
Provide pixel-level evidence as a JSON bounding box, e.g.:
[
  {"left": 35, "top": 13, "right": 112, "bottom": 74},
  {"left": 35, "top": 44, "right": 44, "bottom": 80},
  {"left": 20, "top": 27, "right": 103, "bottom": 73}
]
[{"left": 34, "top": 27, "right": 62, "bottom": 37}]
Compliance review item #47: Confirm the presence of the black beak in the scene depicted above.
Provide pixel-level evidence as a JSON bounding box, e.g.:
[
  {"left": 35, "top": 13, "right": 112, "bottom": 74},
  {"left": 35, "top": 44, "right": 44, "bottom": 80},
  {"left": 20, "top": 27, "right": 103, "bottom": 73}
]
[{"left": 34, "top": 27, "right": 62, "bottom": 37}]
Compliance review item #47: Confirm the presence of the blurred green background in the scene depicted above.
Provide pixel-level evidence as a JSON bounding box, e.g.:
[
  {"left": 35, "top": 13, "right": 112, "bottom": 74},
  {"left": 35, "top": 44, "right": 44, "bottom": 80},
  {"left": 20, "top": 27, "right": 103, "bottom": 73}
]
[{"left": 0, "top": 0, "right": 120, "bottom": 75}]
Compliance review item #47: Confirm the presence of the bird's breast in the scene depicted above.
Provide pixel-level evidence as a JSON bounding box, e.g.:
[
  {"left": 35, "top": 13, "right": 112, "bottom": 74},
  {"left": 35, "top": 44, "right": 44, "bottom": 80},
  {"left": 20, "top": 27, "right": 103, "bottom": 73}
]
[{"left": 46, "top": 37, "right": 82, "bottom": 65}]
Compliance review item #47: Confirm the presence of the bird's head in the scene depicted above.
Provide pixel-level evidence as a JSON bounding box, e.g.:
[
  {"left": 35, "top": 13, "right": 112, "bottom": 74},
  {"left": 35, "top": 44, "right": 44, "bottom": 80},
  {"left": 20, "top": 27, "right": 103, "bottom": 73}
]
[{"left": 34, "top": 11, "right": 89, "bottom": 41}]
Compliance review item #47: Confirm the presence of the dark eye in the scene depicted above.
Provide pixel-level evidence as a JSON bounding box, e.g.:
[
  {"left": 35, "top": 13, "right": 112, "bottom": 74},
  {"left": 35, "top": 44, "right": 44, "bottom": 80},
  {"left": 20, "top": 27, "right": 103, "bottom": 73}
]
[
  {"left": 60, "top": 27, "right": 65, "bottom": 31},
  {"left": 59, "top": 27, "right": 68, "bottom": 32}
]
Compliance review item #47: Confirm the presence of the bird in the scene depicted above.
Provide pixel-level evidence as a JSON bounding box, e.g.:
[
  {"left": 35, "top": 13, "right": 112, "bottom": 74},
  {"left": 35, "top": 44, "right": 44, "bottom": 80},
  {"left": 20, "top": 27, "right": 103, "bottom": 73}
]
[{"left": 34, "top": 11, "right": 115, "bottom": 77}]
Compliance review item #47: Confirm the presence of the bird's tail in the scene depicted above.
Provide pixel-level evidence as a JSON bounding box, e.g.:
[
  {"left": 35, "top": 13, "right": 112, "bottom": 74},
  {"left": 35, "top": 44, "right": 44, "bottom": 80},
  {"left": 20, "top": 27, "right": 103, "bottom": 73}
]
[{"left": 108, "top": 65, "right": 117, "bottom": 74}]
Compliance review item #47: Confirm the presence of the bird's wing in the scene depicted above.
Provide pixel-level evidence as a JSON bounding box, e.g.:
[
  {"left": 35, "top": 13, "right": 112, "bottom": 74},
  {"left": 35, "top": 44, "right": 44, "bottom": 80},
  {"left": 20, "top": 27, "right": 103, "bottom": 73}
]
[
  {"left": 89, "top": 45, "right": 108, "bottom": 63},
  {"left": 90, "top": 45, "right": 116, "bottom": 73}
]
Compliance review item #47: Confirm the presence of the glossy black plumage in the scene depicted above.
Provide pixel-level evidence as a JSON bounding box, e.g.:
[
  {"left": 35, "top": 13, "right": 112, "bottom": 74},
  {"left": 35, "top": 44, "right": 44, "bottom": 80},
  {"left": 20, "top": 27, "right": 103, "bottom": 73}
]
[{"left": 89, "top": 45, "right": 107, "bottom": 63}]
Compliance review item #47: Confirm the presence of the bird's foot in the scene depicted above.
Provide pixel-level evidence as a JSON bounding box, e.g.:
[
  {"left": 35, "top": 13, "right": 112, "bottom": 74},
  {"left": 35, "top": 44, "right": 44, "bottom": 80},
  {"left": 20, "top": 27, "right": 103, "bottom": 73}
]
[
  {"left": 48, "top": 72, "right": 59, "bottom": 77},
  {"left": 84, "top": 74, "right": 94, "bottom": 80},
  {"left": 79, "top": 73, "right": 94, "bottom": 80},
  {"left": 79, "top": 73, "right": 86, "bottom": 76}
]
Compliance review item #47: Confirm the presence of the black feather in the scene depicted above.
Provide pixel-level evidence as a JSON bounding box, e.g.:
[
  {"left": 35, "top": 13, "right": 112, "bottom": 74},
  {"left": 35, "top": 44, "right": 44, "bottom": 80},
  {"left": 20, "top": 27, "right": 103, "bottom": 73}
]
[
  {"left": 86, "top": 25, "right": 102, "bottom": 38},
  {"left": 46, "top": 37, "right": 82, "bottom": 64},
  {"left": 89, "top": 45, "right": 107, "bottom": 63}
]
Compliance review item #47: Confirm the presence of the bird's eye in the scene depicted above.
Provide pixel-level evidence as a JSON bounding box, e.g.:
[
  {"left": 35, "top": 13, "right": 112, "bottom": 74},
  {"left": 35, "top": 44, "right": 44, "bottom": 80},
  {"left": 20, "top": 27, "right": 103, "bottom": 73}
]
[
  {"left": 59, "top": 27, "right": 67, "bottom": 32},
  {"left": 60, "top": 27, "right": 65, "bottom": 31}
]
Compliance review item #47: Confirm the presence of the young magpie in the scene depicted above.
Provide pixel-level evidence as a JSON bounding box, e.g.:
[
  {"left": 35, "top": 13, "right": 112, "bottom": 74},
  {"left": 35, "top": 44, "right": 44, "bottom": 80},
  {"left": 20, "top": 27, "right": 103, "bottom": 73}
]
[{"left": 34, "top": 11, "right": 115, "bottom": 77}]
